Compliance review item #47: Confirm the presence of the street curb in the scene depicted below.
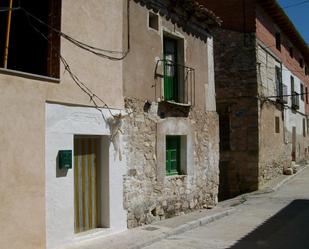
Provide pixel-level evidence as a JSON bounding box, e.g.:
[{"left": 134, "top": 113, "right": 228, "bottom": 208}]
[
  {"left": 271, "top": 164, "right": 309, "bottom": 191},
  {"left": 167, "top": 208, "right": 236, "bottom": 236},
  {"left": 128, "top": 208, "right": 235, "bottom": 249},
  {"left": 128, "top": 166, "right": 309, "bottom": 249}
]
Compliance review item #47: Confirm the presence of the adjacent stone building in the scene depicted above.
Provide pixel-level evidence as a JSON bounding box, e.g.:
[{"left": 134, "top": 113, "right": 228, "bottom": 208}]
[
  {"left": 203, "top": 0, "right": 309, "bottom": 200},
  {"left": 122, "top": 0, "right": 220, "bottom": 229},
  {"left": 0, "top": 1, "right": 220, "bottom": 249}
]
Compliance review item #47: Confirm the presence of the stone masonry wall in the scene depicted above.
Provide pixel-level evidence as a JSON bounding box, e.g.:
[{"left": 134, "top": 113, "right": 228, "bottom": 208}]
[
  {"left": 122, "top": 98, "right": 219, "bottom": 228},
  {"left": 258, "top": 101, "right": 291, "bottom": 186},
  {"left": 213, "top": 28, "right": 260, "bottom": 200},
  {"left": 256, "top": 45, "right": 291, "bottom": 186}
]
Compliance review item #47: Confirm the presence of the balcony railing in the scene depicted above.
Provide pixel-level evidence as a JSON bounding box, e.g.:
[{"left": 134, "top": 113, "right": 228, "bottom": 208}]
[
  {"left": 291, "top": 91, "right": 300, "bottom": 109},
  {"left": 155, "top": 59, "right": 195, "bottom": 106}
]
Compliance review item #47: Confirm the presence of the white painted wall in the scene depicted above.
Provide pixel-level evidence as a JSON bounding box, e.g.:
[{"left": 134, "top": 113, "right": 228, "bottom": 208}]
[
  {"left": 45, "top": 103, "right": 127, "bottom": 249},
  {"left": 282, "top": 65, "right": 306, "bottom": 136}
]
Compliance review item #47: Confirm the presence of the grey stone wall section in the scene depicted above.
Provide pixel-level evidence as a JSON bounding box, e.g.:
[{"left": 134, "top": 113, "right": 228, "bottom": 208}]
[
  {"left": 213, "top": 28, "right": 260, "bottom": 199},
  {"left": 258, "top": 100, "right": 292, "bottom": 186},
  {"left": 213, "top": 27, "right": 295, "bottom": 197},
  {"left": 122, "top": 98, "right": 219, "bottom": 228}
]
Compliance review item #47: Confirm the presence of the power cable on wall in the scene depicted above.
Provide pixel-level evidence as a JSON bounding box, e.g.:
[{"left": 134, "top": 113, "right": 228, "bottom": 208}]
[
  {"left": 23, "top": 4, "right": 304, "bottom": 97},
  {"left": 8, "top": 1, "right": 132, "bottom": 120},
  {"left": 1, "top": 3, "right": 309, "bottom": 110},
  {"left": 24, "top": 10, "right": 117, "bottom": 120},
  {"left": 21, "top": 7, "right": 130, "bottom": 61},
  {"left": 22, "top": 2, "right": 129, "bottom": 159},
  {"left": 0, "top": 4, "right": 130, "bottom": 59}
]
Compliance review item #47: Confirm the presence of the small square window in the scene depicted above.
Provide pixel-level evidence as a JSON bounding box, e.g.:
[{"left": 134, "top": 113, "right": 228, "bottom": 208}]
[{"left": 149, "top": 12, "right": 159, "bottom": 31}]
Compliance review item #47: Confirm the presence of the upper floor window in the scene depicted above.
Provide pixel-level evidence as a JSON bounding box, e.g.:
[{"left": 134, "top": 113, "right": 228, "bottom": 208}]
[
  {"left": 299, "top": 58, "right": 304, "bottom": 68},
  {"left": 0, "top": 0, "right": 61, "bottom": 78},
  {"left": 148, "top": 12, "right": 159, "bottom": 31},
  {"left": 275, "top": 66, "right": 287, "bottom": 103},
  {"left": 275, "top": 66, "right": 282, "bottom": 96},
  {"left": 291, "top": 75, "right": 299, "bottom": 109},
  {"left": 163, "top": 35, "right": 188, "bottom": 103},
  {"left": 291, "top": 75, "right": 294, "bottom": 92},
  {"left": 275, "top": 32, "right": 281, "bottom": 51},
  {"left": 301, "top": 83, "right": 304, "bottom": 101}
]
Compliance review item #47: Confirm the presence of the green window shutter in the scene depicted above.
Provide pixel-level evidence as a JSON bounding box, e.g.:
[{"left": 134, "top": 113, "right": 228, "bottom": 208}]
[
  {"left": 166, "top": 136, "right": 181, "bottom": 175},
  {"left": 163, "top": 37, "right": 178, "bottom": 102}
]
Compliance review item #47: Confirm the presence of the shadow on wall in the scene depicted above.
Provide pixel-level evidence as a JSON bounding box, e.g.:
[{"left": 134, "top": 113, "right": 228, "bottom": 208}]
[
  {"left": 56, "top": 152, "right": 69, "bottom": 178},
  {"left": 227, "top": 200, "right": 309, "bottom": 249}
]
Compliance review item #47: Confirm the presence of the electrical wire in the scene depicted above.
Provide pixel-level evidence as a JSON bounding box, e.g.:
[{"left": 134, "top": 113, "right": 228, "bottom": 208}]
[
  {"left": 257, "top": 62, "right": 307, "bottom": 74},
  {"left": 21, "top": 7, "right": 130, "bottom": 61},
  {"left": 22, "top": 8, "right": 309, "bottom": 109},
  {"left": 0, "top": 3, "right": 130, "bottom": 60},
  {"left": 1, "top": 2, "right": 309, "bottom": 110},
  {"left": 23, "top": 3, "right": 120, "bottom": 119}
]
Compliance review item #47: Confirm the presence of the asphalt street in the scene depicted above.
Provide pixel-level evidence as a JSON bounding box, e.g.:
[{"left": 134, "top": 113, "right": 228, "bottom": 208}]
[{"left": 143, "top": 167, "right": 309, "bottom": 249}]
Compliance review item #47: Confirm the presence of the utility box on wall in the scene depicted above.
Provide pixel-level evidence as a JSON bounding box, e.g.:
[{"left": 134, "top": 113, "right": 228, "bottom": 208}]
[{"left": 58, "top": 150, "right": 72, "bottom": 169}]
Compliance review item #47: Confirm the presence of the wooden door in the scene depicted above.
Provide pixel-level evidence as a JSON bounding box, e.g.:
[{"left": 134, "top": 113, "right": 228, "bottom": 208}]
[{"left": 74, "top": 137, "right": 99, "bottom": 233}]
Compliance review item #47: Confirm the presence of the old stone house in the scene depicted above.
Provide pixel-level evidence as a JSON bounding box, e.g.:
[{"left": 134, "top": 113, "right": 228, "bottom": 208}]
[
  {"left": 122, "top": 0, "right": 221, "bottom": 229},
  {"left": 204, "top": 0, "right": 309, "bottom": 200},
  {"left": 0, "top": 1, "right": 220, "bottom": 249}
]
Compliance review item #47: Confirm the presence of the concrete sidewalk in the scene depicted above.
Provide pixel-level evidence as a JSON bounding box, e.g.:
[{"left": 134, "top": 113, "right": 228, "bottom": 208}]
[{"left": 63, "top": 164, "right": 308, "bottom": 249}]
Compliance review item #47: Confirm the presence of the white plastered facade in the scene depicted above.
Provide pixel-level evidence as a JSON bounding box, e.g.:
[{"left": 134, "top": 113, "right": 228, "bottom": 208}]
[
  {"left": 257, "top": 43, "right": 306, "bottom": 138},
  {"left": 282, "top": 65, "right": 306, "bottom": 135},
  {"left": 45, "top": 103, "right": 127, "bottom": 249}
]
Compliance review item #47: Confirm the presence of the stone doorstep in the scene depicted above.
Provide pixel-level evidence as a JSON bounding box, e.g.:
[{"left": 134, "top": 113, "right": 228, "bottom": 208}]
[{"left": 63, "top": 207, "right": 235, "bottom": 249}]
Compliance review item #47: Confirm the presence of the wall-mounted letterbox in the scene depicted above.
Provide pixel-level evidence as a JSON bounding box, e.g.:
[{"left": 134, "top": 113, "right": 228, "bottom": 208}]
[{"left": 58, "top": 150, "right": 72, "bottom": 170}]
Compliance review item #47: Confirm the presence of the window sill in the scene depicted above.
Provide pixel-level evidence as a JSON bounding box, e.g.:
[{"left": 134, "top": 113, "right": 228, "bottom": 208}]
[
  {"left": 166, "top": 174, "right": 187, "bottom": 179},
  {"left": 0, "top": 67, "right": 60, "bottom": 83},
  {"left": 165, "top": 100, "right": 192, "bottom": 107}
]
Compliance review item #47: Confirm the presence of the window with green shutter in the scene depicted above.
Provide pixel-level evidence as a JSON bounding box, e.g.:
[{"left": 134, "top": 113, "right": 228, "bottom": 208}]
[{"left": 166, "top": 135, "right": 181, "bottom": 176}]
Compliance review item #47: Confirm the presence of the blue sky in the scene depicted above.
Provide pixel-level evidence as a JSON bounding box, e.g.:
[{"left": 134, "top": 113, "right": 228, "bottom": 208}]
[{"left": 277, "top": 0, "right": 309, "bottom": 44}]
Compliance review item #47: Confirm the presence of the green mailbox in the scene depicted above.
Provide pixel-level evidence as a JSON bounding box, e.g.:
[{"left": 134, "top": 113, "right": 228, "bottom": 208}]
[{"left": 58, "top": 150, "right": 72, "bottom": 170}]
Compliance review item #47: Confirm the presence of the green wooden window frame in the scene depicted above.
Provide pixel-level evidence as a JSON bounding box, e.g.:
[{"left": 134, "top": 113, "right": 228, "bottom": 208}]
[{"left": 166, "top": 135, "right": 181, "bottom": 176}]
